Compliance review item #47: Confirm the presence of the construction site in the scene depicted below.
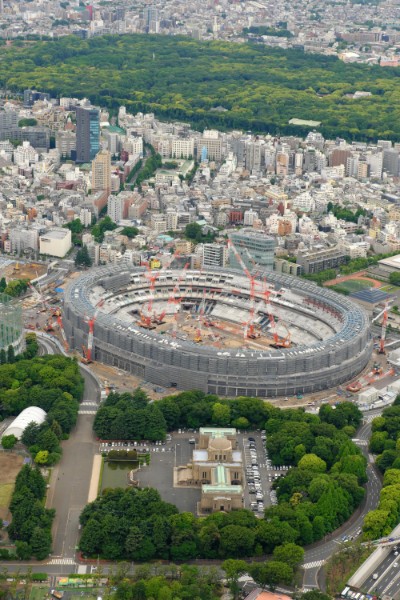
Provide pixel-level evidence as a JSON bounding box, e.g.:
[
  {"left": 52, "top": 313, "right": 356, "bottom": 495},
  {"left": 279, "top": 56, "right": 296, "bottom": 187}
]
[{"left": 62, "top": 242, "right": 374, "bottom": 397}]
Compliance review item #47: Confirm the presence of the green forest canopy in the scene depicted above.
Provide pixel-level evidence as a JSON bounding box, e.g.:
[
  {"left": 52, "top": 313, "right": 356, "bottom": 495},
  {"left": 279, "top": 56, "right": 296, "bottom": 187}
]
[{"left": 2, "top": 34, "right": 400, "bottom": 140}]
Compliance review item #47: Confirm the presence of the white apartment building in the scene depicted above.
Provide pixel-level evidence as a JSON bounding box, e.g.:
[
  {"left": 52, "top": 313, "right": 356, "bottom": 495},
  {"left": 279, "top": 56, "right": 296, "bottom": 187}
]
[
  {"left": 14, "top": 142, "right": 38, "bottom": 167},
  {"left": 172, "top": 138, "right": 194, "bottom": 159},
  {"left": 9, "top": 227, "right": 39, "bottom": 254},
  {"left": 202, "top": 243, "right": 227, "bottom": 268},
  {"left": 243, "top": 209, "right": 258, "bottom": 226},
  {"left": 166, "top": 210, "right": 178, "bottom": 231},
  {"left": 107, "top": 195, "right": 124, "bottom": 223},
  {"left": 151, "top": 214, "right": 167, "bottom": 234},
  {"left": 79, "top": 208, "right": 92, "bottom": 227}
]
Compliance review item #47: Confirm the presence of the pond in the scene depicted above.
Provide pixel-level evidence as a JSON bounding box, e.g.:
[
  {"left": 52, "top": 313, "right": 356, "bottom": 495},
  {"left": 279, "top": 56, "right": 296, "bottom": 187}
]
[{"left": 100, "top": 460, "right": 139, "bottom": 491}]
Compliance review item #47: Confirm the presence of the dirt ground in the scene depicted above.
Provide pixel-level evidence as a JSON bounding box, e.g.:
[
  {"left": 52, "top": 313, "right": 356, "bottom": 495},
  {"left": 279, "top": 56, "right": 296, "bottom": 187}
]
[
  {"left": 3, "top": 262, "right": 46, "bottom": 282},
  {"left": 0, "top": 453, "right": 24, "bottom": 521},
  {"left": 324, "top": 270, "right": 383, "bottom": 288}
]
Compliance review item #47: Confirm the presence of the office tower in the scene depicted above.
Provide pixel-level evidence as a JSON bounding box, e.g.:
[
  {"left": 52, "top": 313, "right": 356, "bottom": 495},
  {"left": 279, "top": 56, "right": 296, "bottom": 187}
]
[
  {"left": 229, "top": 229, "right": 275, "bottom": 271},
  {"left": 76, "top": 106, "right": 100, "bottom": 163},
  {"left": 92, "top": 149, "right": 111, "bottom": 192},
  {"left": 143, "top": 6, "right": 159, "bottom": 33}
]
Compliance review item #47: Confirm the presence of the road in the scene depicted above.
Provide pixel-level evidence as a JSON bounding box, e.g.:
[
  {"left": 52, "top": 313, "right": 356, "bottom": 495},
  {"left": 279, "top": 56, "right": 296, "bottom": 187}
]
[
  {"left": 38, "top": 336, "right": 101, "bottom": 561},
  {"left": 0, "top": 338, "right": 385, "bottom": 582},
  {"left": 302, "top": 413, "right": 382, "bottom": 589}
]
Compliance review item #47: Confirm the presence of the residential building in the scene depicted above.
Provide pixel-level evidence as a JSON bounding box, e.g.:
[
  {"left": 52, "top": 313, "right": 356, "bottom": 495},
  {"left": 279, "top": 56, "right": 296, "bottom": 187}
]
[
  {"left": 91, "top": 149, "right": 111, "bottom": 192},
  {"left": 56, "top": 130, "right": 76, "bottom": 159},
  {"left": 202, "top": 243, "right": 227, "bottom": 268},
  {"left": 297, "top": 247, "right": 347, "bottom": 274}
]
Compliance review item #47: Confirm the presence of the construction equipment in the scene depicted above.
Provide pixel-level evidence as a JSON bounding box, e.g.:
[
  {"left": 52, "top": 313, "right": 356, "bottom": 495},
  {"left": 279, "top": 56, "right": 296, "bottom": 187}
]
[
  {"left": 152, "top": 262, "right": 190, "bottom": 324},
  {"left": 84, "top": 299, "right": 105, "bottom": 361},
  {"left": 379, "top": 302, "right": 389, "bottom": 354},
  {"left": 227, "top": 239, "right": 260, "bottom": 340},
  {"left": 56, "top": 315, "right": 69, "bottom": 351},
  {"left": 81, "top": 345, "right": 92, "bottom": 365},
  {"left": 43, "top": 318, "right": 54, "bottom": 332}
]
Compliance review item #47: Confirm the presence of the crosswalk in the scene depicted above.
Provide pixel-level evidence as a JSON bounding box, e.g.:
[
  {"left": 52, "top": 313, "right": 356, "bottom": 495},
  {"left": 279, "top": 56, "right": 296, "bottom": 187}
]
[
  {"left": 81, "top": 402, "right": 98, "bottom": 407},
  {"left": 79, "top": 410, "right": 97, "bottom": 415},
  {"left": 48, "top": 557, "right": 76, "bottom": 565},
  {"left": 302, "top": 560, "right": 325, "bottom": 569}
]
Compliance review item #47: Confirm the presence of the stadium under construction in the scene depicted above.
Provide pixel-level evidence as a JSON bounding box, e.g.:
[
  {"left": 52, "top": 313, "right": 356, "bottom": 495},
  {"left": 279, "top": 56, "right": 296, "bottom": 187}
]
[{"left": 63, "top": 263, "right": 373, "bottom": 397}]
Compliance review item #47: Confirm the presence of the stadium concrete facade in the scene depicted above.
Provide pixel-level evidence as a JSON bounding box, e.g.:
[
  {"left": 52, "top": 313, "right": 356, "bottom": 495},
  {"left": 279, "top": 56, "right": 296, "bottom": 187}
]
[{"left": 63, "top": 265, "right": 373, "bottom": 397}]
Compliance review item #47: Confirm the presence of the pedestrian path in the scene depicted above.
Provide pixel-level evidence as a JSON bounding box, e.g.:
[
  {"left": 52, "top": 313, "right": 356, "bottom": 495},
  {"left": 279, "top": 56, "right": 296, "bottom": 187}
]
[
  {"left": 48, "top": 557, "right": 76, "bottom": 565},
  {"left": 302, "top": 560, "right": 325, "bottom": 569}
]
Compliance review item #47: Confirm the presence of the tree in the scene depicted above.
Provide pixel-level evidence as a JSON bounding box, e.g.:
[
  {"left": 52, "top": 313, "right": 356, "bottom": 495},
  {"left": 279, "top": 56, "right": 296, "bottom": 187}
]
[
  {"left": 1, "top": 434, "right": 17, "bottom": 449},
  {"left": 298, "top": 453, "right": 327, "bottom": 473},
  {"left": 15, "top": 541, "right": 32, "bottom": 560},
  {"left": 30, "top": 527, "right": 51, "bottom": 560},
  {"left": 219, "top": 525, "right": 255, "bottom": 558},
  {"left": 222, "top": 559, "right": 248, "bottom": 599},
  {"left": 211, "top": 402, "right": 231, "bottom": 426},
  {"left": 250, "top": 560, "right": 293, "bottom": 589},
  {"left": 121, "top": 226, "right": 139, "bottom": 239},
  {"left": 0, "top": 349, "right": 6, "bottom": 365},
  {"left": 7, "top": 345, "right": 15, "bottom": 364},
  {"left": 34, "top": 450, "right": 49, "bottom": 464},
  {"left": 75, "top": 245, "right": 92, "bottom": 268},
  {"left": 389, "top": 272, "right": 400, "bottom": 286},
  {"left": 272, "top": 542, "right": 304, "bottom": 568},
  {"left": 18, "top": 118, "right": 37, "bottom": 127}
]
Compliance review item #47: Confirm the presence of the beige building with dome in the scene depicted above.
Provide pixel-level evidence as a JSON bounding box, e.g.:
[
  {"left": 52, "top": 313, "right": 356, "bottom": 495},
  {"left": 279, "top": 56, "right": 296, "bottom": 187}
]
[{"left": 176, "top": 427, "right": 244, "bottom": 514}]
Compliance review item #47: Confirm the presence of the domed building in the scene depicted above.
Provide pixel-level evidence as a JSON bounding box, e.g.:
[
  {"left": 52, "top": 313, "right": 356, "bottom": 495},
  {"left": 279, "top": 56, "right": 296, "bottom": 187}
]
[{"left": 176, "top": 427, "right": 243, "bottom": 514}]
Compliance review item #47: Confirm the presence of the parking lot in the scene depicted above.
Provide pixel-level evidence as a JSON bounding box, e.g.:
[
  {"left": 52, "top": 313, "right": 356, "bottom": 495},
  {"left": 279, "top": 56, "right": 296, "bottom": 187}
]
[
  {"left": 238, "top": 430, "right": 289, "bottom": 516},
  {"left": 100, "top": 432, "right": 201, "bottom": 513}
]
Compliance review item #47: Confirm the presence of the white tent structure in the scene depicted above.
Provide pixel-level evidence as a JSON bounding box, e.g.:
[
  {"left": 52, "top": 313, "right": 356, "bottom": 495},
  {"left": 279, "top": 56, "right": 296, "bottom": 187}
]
[{"left": 2, "top": 406, "right": 46, "bottom": 440}]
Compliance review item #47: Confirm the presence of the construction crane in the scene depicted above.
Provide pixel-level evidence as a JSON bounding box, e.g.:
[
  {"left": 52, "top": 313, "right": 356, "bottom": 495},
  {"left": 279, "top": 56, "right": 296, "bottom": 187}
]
[
  {"left": 379, "top": 302, "right": 389, "bottom": 355},
  {"left": 152, "top": 262, "right": 190, "bottom": 324},
  {"left": 56, "top": 315, "right": 69, "bottom": 351},
  {"left": 260, "top": 281, "right": 291, "bottom": 348},
  {"left": 81, "top": 345, "right": 91, "bottom": 365},
  {"left": 85, "top": 299, "right": 105, "bottom": 362},
  {"left": 28, "top": 282, "right": 48, "bottom": 311},
  {"left": 227, "top": 239, "right": 260, "bottom": 340}
]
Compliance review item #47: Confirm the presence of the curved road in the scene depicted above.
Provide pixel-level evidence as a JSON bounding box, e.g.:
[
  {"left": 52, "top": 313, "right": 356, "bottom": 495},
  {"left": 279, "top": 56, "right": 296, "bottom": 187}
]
[{"left": 302, "top": 413, "right": 382, "bottom": 589}]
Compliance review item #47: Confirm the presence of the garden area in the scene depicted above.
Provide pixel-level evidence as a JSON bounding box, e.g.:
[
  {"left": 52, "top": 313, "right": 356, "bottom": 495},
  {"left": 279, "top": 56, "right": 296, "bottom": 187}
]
[{"left": 0, "top": 452, "right": 24, "bottom": 522}]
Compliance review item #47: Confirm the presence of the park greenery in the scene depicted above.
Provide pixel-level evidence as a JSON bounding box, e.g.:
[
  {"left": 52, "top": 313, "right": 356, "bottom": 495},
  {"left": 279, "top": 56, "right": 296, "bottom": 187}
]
[
  {"left": 88, "top": 389, "right": 365, "bottom": 564},
  {"left": 327, "top": 202, "right": 368, "bottom": 223},
  {"left": 91, "top": 215, "right": 117, "bottom": 242},
  {"left": 184, "top": 222, "right": 216, "bottom": 244},
  {"left": 4, "top": 34, "right": 400, "bottom": 140},
  {"left": 75, "top": 244, "right": 92, "bottom": 268},
  {"left": 364, "top": 396, "right": 400, "bottom": 540},
  {"left": 0, "top": 354, "right": 83, "bottom": 465},
  {"left": 0, "top": 276, "right": 29, "bottom": 297},
  {"left": 8, "top": 464, "right": 54, "bottom": 560},
  {"left": 113, "top": 565, "right": 222, "bottom": 600}
]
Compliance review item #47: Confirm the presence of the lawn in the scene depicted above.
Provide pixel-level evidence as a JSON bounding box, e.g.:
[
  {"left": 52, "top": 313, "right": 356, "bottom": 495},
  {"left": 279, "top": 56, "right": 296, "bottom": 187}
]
[
  {"left": 0, "top": 484, "right": 14, "bottom": 510},
  {"left": 29, "top": 587, "right": 49, "bottom": 600},
  {"left": 0, "top": 453, "right": 24, "bottom": 520},
  {"left": 330, "top": 279, "right": 375, "bottom": 295}
]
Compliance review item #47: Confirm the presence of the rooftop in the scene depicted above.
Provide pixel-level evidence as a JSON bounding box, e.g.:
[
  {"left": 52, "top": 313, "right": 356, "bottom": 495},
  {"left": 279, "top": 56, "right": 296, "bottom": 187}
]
[{"left": 350, "top": 288, "right": 390, "bottom": 304}]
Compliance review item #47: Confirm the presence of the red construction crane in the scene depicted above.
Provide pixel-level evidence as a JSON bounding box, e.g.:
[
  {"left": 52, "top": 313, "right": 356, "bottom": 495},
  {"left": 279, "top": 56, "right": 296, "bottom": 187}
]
[
  {"left": 228, "top": 239, "right": 260, "bottom": 340},
  {"left": 56, "top": 314, "right": 69, "bottom": 351},
  {"left": 379, "top": 301, "right": 389, "bottom": 354},
  {"left": 85, "top": 299, "right": 105, "bottom": 362},
  {"left": 153, "top": 262, "right": 190, "bottom": 324}
]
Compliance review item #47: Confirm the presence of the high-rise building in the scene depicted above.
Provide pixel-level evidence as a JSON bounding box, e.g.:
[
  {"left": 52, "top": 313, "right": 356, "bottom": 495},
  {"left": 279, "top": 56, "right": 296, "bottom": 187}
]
[
  {"left": 76, "top": 106, "right": 100, "bottom": 163},
  {"left": 228, "top": 229, "right": 275, "bottom": 271},
  {"left": 91, "top": 149, "right": 111, "bottom": 192},
  {"left": 143, "top": 6, "right": 159, "bottom": 32}
]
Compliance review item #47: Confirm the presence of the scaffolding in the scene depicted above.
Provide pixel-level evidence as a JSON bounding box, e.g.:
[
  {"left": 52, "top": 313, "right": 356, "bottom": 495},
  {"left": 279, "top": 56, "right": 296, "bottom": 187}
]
[{"left": 0, "top": 292, "right": 24, "bottom": 354}]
